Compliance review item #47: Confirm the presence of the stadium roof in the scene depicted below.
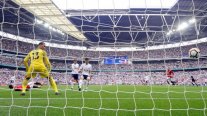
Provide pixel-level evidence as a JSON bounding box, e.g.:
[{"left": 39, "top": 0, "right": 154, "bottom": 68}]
[
  {"left": 52, "top": 0, "right": 178, "bottom": 10},
  {"left": 1, "top": 0, "right": 207, "bottom": 48},
  {"left": 11, "top": 0, "right": 87, "bottom": 41},
  {"left": 1, "top": 30, "right": 207, "bottom": 51}
]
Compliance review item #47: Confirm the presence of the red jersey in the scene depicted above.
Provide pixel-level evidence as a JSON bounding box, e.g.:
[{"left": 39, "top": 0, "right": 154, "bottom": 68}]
[{"left": 166, "top": 69, "right": 174, "bottom": 78}]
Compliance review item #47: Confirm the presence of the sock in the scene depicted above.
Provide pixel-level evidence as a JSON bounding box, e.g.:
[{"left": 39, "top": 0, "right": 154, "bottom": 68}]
[
  {"left": 86, "top": 80, "right": 89, "bottom": 88},
  {"left": 71, "top": 80, "right": 74, "bottom": 88},
  {"left": 49, "top": 76, "right": 58, "bottom": 93},
  {"left": 83, "top": 80, "right": 86, "bottom": 89},
  {"left": 22, "top": 78, "right": 30, "bottom": 93},
  {"left": 79, "top": 80, "right": 82, "bottom": 88}
]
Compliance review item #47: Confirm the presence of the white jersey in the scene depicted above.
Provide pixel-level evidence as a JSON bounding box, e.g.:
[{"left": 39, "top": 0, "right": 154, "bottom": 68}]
[
  {"left": 144, "top": 75, "right": 150, "bottom": 81},
  {"left": 80, "top": 63, "right": 92, "bottom": 76},
  {"left": 28, "top": 81, "right": 34, "bottom": 88},
  {"left": 9, "top": 76, "right": 16, "bottom": 85},
  {"left": 71, "top": 63, "right": 79, "bottom": 74}
]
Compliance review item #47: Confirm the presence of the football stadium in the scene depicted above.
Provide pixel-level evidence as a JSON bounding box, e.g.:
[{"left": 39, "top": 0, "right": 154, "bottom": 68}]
[{"left": 0, "top": 0, "right": 207, "bottom": 116}]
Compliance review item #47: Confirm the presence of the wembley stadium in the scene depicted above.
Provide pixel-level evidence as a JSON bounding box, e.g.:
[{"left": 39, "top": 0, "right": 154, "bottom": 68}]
[{"left": 0, "top": 0, "right": 207, "bottom": 116}]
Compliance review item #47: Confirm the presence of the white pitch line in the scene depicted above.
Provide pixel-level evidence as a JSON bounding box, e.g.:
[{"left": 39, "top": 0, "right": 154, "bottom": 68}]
[{"left": 0, "top": 98, "right": 206, "bottom": 100}]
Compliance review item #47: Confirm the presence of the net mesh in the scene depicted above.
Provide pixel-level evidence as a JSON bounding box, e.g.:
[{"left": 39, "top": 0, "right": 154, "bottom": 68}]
[{"left": 0, "top": 0, "right": 207, "bottom": 116}]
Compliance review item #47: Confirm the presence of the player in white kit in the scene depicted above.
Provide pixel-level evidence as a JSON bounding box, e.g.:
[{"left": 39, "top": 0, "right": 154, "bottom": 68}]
[
  {"left": 144, "top": 75, "right": 151, "bottom": 85},
  {"left": 79, "top": 58, "right": 92, "bottom": 91},
  {"left": 71, "top": 58, "right": 81, "bottom": 91},
  {"left": 8, "top": 70, "right": 18, "bottom": 89}
]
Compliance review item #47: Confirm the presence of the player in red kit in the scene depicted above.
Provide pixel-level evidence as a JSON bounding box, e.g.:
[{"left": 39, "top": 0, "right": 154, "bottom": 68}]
[{"left": 166, "top": 68, "right": 174, "bottom": 85}]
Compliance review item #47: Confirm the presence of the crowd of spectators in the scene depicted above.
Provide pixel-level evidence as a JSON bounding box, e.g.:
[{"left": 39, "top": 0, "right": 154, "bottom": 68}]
[
  {"left": 0, "top": 38, "right": 207, "bottom": 69},
  {"left": 0, "top": 68, "right": 207, "bottom": 86},
  {"left": 1, "top": 38, "right": 207, "bottom": 59},
  {"left": 0, "top": 54, "right": 206, "bottom": 70},
  {"left": 0, "top": 38, "right": 207, "bottom": 86}
]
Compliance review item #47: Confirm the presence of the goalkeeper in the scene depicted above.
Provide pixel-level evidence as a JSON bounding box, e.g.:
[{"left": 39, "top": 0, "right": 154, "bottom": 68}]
[{"left": 21, "top": 42, "right": 59, "bottom": 96}]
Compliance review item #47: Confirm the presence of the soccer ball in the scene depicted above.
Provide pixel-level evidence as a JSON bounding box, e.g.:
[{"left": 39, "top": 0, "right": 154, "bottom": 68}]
[{"left": 189, "top": 48, "right": 200, "bottom": 58}]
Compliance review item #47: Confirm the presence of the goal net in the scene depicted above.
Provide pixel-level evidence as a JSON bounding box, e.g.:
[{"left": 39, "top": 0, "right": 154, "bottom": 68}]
[{"left": 0, "top": 0, "right": 207, "bottom": 116}]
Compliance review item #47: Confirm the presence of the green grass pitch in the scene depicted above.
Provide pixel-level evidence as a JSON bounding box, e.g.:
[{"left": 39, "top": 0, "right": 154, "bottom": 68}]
[{"left": 0, "top": 85, "right": 207, "bottom": 116}]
